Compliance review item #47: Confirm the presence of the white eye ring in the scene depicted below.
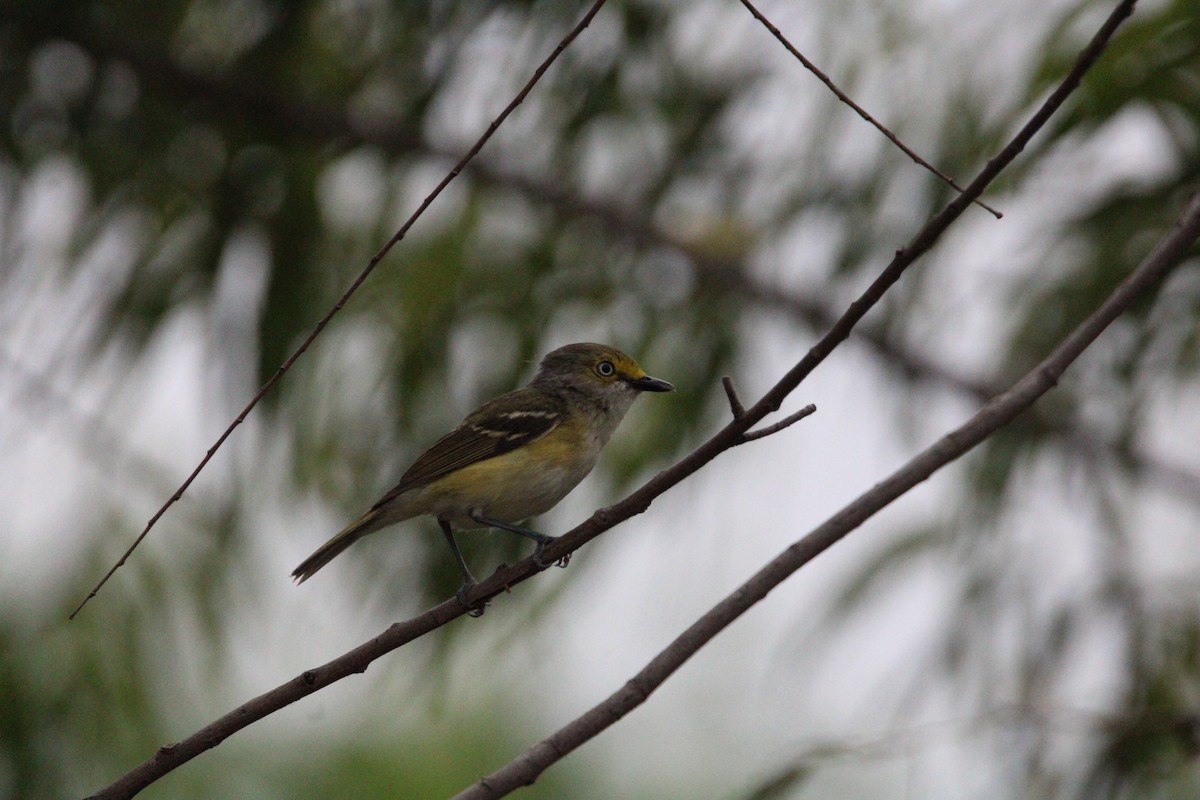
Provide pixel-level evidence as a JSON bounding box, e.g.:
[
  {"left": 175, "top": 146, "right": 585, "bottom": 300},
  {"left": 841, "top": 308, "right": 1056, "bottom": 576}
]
[{"left": 596, "top": 360, "right": 615, "bottom": 377}]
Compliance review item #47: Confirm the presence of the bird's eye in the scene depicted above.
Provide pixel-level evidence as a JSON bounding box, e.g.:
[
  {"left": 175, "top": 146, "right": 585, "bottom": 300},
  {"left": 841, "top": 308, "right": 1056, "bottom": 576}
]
[{"left": 595, "top": 360, "right": 616, "bottom": 377}]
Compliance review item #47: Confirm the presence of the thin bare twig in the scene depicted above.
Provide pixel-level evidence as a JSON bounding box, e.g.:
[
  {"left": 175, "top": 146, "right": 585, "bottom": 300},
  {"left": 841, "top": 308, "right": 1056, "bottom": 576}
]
[
  {"left": 68, "top": 0, "right": 612, "bottom": 621},
  {"left": 742, "top": 403, "right": 817, "bottom": 441},
  {"left": 740, "top": 0, "right": 1003, "bottom": 219},
  {"left": 722, "top": 376, "right": 746, "bottom": 418},
  {"left": 83, "top": 2, "right": 1135, "bottom": 795},
  {"left": 450, "top": 191, "right": 1198, "bottom": 800}
]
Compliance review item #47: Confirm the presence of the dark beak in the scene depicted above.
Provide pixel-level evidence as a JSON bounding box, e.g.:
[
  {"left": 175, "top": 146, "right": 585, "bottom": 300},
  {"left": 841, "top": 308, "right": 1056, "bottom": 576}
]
[{"left": 627, "top": 374, "right": 674, "bottom": 392}]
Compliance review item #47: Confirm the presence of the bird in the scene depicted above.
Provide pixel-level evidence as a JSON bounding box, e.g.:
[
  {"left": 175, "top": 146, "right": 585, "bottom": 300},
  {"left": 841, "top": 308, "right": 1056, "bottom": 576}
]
[{"left": 292, "top": 342, "right": 673, "bottom": 613}]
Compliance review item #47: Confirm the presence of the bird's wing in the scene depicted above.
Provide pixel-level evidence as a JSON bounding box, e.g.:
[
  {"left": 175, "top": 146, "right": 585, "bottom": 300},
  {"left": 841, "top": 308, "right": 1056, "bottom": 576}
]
[{"left": 372, "top": 388, "right": 567, "bottom": 507}]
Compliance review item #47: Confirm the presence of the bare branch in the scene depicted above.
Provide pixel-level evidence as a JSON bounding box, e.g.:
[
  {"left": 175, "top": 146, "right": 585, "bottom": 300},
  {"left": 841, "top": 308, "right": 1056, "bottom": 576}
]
[
  {"left": 450, "top": 189, "right": 1200, "bottom": 800},
  {"left": 739, "top": 0, "right": 1002, "bottom": 219},
  {"left": 85, "top": 1, "right": 1137, "bottom": 795},
  {"left": 712, "top": 266, "right": 1200, "bottom": 499},
  {"left": 68, "top": 0, "right": 612, "bottom": 620},
  {"left": 722, "top": 376, "right": 746, "bottom": 419},
  {"left": 741, "top": 403, "right": 817, "bottom": 442}
]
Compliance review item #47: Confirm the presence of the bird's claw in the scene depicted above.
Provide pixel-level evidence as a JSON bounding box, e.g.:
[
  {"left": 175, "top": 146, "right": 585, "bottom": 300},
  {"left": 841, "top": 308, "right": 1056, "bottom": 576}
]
[
  {"left": 456, "top": 582, "right": 488, "bottom": 618},
  {"left": 532, "top": 538, "right": 569, "bottom": 570}
]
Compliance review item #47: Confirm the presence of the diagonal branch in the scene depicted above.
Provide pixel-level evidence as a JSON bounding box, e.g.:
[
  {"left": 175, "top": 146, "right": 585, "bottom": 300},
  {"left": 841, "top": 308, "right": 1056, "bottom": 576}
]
[
  {"left": 739, "top": 0, "right": 1003, "bottom": 219},
  {"left": 450, "top": 191, "right": 1200, "bottom": 800},
  {"left": 715, "top": 267, "right": 1200, "bottom": 500},
  {"left": 82, "top": 3, "right": 1136, "bottom": 795},
  {"left": 68, "top": 0, "right": 613, "bottom": 620}
]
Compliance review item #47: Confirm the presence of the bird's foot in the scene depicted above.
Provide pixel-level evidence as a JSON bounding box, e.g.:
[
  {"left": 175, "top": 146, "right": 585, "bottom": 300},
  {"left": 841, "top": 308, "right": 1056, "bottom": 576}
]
[
  {"left": 466, "top": 509, "right": 568, "bottom": 571},
  {"left": 456, "top": 581, "right": 488, "bottom": 618},
  {"left": 531, "top": 536, "right": 569, "bottom": 570}
]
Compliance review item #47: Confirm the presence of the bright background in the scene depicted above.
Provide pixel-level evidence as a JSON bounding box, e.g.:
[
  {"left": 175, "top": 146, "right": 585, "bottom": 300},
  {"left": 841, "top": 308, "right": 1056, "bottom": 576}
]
[{"left": 3, "top": 1, "right": 1199, "bottom": 798}]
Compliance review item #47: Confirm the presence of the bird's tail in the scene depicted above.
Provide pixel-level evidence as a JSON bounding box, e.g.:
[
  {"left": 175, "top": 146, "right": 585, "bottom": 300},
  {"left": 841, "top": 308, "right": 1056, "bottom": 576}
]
[{"left": 292, "top": 508, "right": 388, "bottom": 584}]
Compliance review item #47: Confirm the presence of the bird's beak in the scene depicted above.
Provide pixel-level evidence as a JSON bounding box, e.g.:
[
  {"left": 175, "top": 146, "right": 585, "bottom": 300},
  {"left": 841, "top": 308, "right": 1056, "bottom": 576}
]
[{"left": 626, "top": 374, "right": 674, "bottom": 392}]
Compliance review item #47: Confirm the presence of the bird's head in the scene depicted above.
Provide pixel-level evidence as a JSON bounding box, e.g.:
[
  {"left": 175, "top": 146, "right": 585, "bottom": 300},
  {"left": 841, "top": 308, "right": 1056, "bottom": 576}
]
[{"left": 533, "top": 343, "right": 674, "bottom": 400}]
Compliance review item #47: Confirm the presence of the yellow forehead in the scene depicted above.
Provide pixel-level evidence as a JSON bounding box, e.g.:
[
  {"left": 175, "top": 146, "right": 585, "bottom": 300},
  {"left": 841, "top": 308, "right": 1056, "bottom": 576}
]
[
  {"left": 542, "top": 342, "right": 646, "bottom": 377},
  {"left": 604, "top": 352, "right": 646, "bottom": 378}
]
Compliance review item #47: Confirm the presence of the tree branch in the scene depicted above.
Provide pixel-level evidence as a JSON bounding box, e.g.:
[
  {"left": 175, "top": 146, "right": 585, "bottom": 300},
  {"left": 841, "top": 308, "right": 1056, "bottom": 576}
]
[
  {"left": 68, "top": 0, "right": 613, "bottom": 620},
  {"left": 449, "top": 189, "right": 1200, "bottom": 800},
  {"left": 82, "top": 2, "right": 1135, "bottom": 794},
  {"left": 722, "top": 376, "right": 746, "bottom": 419},
  {"left": 719, "top": 264, "right": 1200, "bottom": 499},
  {"left": 740, "top": 403, "right": 817, "bottom": 442}
]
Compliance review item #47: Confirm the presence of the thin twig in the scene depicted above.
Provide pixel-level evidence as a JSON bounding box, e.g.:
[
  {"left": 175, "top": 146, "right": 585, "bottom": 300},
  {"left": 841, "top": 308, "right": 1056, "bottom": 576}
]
[
  {"left": 742, "top": 403, "right": 817, "bottom": 442},
  {"left": 740, "top": 0, "right": 1003, "bottom": 219},
  {"left": 722, "top": 376, "right": 746, "bottom": 418},
  {"left": 450, "top": 190, "right": 1199, "bottom": 800},
  {"left": 83, "top": 2, "right": 1135, "bottom": 794},
  {"left": 67, "top": 0, "right": 612, "bottom": 621}
]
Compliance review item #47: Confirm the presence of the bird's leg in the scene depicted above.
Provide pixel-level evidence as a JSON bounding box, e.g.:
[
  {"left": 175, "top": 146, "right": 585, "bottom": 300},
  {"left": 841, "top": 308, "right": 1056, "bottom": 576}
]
[
  {"left": 468, "top": 509, "right": 568, "bottom": 570},
  {"left": 440, "top": 518, "right": 486, "bottom": 617}
]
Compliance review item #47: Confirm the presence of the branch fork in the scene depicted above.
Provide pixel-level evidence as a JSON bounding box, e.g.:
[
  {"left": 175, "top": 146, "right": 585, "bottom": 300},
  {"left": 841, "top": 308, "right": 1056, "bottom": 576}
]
[{"left": 723, "top": 375, "right": 816, "bottom": 442}]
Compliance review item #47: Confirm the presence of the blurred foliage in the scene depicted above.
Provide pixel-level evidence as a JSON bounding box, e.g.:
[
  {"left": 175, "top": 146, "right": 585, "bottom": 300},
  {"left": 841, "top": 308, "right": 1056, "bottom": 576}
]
[{"left": 3, "top": 0, "right": 1200, "bottom": 798}]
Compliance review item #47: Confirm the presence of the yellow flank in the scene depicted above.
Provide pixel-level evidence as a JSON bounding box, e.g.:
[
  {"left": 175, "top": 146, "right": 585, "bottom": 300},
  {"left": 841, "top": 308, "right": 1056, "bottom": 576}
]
[{"left": 417, "top": 412, "right": 593, "bottom": 528}]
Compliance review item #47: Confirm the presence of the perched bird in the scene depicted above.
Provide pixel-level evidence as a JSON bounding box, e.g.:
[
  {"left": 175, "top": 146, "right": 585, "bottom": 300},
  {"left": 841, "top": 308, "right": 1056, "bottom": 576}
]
[{"left": 292, "top": 342, "right": 673, "bottom": 612}]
